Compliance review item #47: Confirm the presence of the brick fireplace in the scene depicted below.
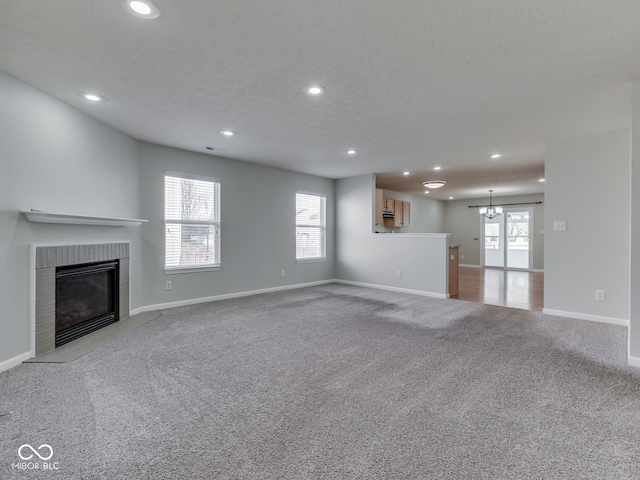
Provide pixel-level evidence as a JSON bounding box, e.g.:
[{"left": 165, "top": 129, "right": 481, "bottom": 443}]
[{"left": 33, "top": 243, "right": 130, "bottom": 356}]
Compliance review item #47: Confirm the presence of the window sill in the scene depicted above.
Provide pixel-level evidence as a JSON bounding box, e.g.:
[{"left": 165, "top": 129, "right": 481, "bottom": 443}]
[
  {"left": 165, "top": 265, "right": 220, "bottom": 275},
  {"left": 296, "top": 258, "right": 326, "bottom": 264}
]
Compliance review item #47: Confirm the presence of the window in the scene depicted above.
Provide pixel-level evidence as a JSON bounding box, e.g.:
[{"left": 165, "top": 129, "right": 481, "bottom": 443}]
[
  {"left": 165, "top": 172, "right": 220, "bottom": 271},
  {"left": 296, "top": 191, "right": 326, "bottom": 262},
  {"left": 484, "top": 223, "right": 500, "bottom": 250}
]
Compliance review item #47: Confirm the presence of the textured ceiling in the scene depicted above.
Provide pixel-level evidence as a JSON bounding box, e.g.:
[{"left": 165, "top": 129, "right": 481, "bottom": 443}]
[{"left": 1, "top": 1, "right": 639, "bottom": 199}]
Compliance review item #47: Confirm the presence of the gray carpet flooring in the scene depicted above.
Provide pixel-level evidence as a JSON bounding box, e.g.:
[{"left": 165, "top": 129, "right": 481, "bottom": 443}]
[{"left": 1, "top": 283, "right": 639, "bottom": 479}]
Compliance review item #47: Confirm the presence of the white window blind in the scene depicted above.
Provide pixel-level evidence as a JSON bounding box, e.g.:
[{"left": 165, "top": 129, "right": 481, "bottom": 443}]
[
  {"left": 165, "top": 172, "right": 220, "bottom": 270},
  {"left": 296, "top": 191, "right": 326, "bottom": 261}
]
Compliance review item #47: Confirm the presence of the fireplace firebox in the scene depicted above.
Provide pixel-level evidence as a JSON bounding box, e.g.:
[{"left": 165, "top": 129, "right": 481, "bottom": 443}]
[{"left": 55, "top": 260, "right": 120, "bottom": 347}]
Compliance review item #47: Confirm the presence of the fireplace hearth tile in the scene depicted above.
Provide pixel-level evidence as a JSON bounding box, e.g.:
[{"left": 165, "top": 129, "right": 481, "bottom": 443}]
[{"left": 26, "top": 312, "right": 159, "bottom": 363}]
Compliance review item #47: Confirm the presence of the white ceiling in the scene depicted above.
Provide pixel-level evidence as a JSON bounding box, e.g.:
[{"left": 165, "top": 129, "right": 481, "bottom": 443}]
[{"left": 1, "top": 1, "right": 639, "bottom": 200}]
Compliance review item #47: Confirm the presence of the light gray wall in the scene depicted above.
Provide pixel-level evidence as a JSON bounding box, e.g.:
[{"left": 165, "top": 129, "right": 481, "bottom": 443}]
[
  {"left": 375, "top": 188, "right": 444, "bottom": 233},
  {"left": 336, "top": 175, "right": 449, "bottom": 296},
  {"left": 138, "top": 143, "right": 335, "bottom": 308},
  {"left": 443, "top": 194, "right": 545, "bottom": 270},
  {"left": 0, "top": 71, "right": 142, "bottom": 365},
  {"left": 0, "top": 69, "right": 336, "bottom": 369},
  {"left": 630, "top": 81, "right": 640, "bottom": 360},
  {"left": 544, "top": 128, "right": 630, "bottom": 322},
  {"left": 4, "top": 65, "right": 635, "bottom": 369}
]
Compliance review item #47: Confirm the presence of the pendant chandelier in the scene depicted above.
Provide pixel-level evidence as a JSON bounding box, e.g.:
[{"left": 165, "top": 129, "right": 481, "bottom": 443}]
[{"left": 479, "top": 190, "right": 503, "bottom": 219}]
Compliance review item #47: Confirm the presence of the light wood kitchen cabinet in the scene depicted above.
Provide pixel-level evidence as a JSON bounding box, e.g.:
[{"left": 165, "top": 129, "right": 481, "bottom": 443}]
[
  {"left": 383, "top": 197, "right": 395, "bottom": 213},
  {"left": 375, "top": 188, "right": 384, "bottom": 225},
  {"left": 375, "top": 192, "right": 411, "bottom": 228},
  {"left": 383, "top": 199, "right": 410, "bottom": 227},
  {"left": 392, "top": 201, "right": 404, "bottom": 227}
]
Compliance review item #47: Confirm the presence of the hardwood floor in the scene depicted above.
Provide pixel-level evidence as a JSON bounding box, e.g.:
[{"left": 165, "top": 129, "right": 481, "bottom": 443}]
[{"left": 452, "top": 266, "right": 544, "bottom": 311}]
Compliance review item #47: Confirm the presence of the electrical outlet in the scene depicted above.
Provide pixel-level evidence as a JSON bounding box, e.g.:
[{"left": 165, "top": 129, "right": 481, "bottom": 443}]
[
  {"left": 165, "top": 280, "right": 172, "bottom": 290},
  {"left": 396, "top": 270, "right": 402, "bottom": 278},
  {"left": 281, "top": 270, "right": 286, "bottom": 277},
  {"left": 595, "top": 290, "right": 605, "bottom": 301}
]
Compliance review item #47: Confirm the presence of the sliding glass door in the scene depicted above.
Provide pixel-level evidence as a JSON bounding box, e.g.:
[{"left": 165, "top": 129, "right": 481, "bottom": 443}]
[
  {"left": 482, "top": 207, "right": 533, "bottom": 270},
  {"left": 506, "top": 210, "right": 531, "bottom": 269},
  {"left": 483, "top": 214, "right": 504, "bottom": 268}
]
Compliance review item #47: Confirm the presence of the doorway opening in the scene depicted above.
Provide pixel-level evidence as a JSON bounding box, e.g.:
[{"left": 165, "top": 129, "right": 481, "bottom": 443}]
[{"left": 482, "top": 207, "right": 533, "bottom": 270}]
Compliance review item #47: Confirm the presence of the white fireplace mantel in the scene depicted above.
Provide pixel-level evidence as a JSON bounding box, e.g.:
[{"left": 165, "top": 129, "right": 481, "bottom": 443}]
[{"left": 21, "top": 210, "right": 148, "bottom": 227}]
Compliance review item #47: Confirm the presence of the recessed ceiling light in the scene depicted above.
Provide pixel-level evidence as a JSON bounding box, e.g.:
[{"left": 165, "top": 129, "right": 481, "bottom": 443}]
[
  {"left": 539, "top": 178, "right": 545, "bottom": 182},
  {"left": 124, "top": 0, "right": 160, "bottom": 18},
  {"left": 423, "top": 181, "right": 446, "bottom": 189},
  {"left": 83, "top": 93, "right": 103, "bottom": 102},
  {"left": 402, "top": 171, "right": 410, "bottom": 176},
  {"left": 347, "top": 149, "right": 358, "bottom": 155},
  {"left": 434, "top": 166, "right": 442, "bottom": 171},
  {"left": 490, "top": 154, "right": 502, "bottom": 159},
  {"left": 305, "top": 85, "right": 325, "bottom": 96},
  {"left": 130, "top": 1, "right": 151, "bottom": 14},
  {"left": 220, "top": 130, "right": 235, "bottom": 136},
  {"left": 449, "top": 197, "right": 454, "bottom": 200},
  {"left": 424, "top": 191, "right": 430, "bottom": 194}
]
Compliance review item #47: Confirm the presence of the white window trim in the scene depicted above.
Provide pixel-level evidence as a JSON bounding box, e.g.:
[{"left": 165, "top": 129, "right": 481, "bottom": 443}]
[
  {"left": 296, "top": 257, "right": 326, "bottom": 264},
  {"left": 164, "top": 171, "right": 221, "bottom": 272},
  {"left": 166, "top": 171, "right": 218, "bottom": 183},
  {"left": 165, "top": 265, "right": 221, "bottom": 274},
  {"left": 295, "top": 190, "right": 327, "bottom": 262}
]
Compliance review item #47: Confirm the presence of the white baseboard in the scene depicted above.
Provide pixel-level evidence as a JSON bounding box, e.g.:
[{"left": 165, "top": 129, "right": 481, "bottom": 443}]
[
  {"left": 628, "top": 356, "right": 640, "bottom": 368},
  {"left": 0, "top": 351, "right": 32, "bottom": 374},
  {"left": 334, "top": 279, "right": 448, "bottom": 299},
  {"left": 130, "top": 280, "right": 336, "bottom": 315},
  {"left": 542, "top": 308, "right": 629, "bottom": 327}
]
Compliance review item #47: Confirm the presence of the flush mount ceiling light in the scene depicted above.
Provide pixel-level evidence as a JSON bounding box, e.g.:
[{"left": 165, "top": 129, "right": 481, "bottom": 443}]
[
  {"left": 478, "top": 190, "right": 503, "bottom": 219},
  {"left": 123, "top": 0, "right": 160, "bottom": 19},
  {"left": 423, "top": 181, "right": 446, "bottom": 189},
  {"left": 220, "top": 130, "right": 235, "bottom": 136},
  {"left": 490, "top": 154, "right": 503, "bottom": 159},
  {"left": 305, "top": 85, "right": 325, "bottom": 96}
]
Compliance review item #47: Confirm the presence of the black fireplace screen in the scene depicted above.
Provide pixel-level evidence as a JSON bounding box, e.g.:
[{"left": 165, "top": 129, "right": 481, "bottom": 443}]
[{"left": 55, "top": 260, "right": 119, "bottom": 347}]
